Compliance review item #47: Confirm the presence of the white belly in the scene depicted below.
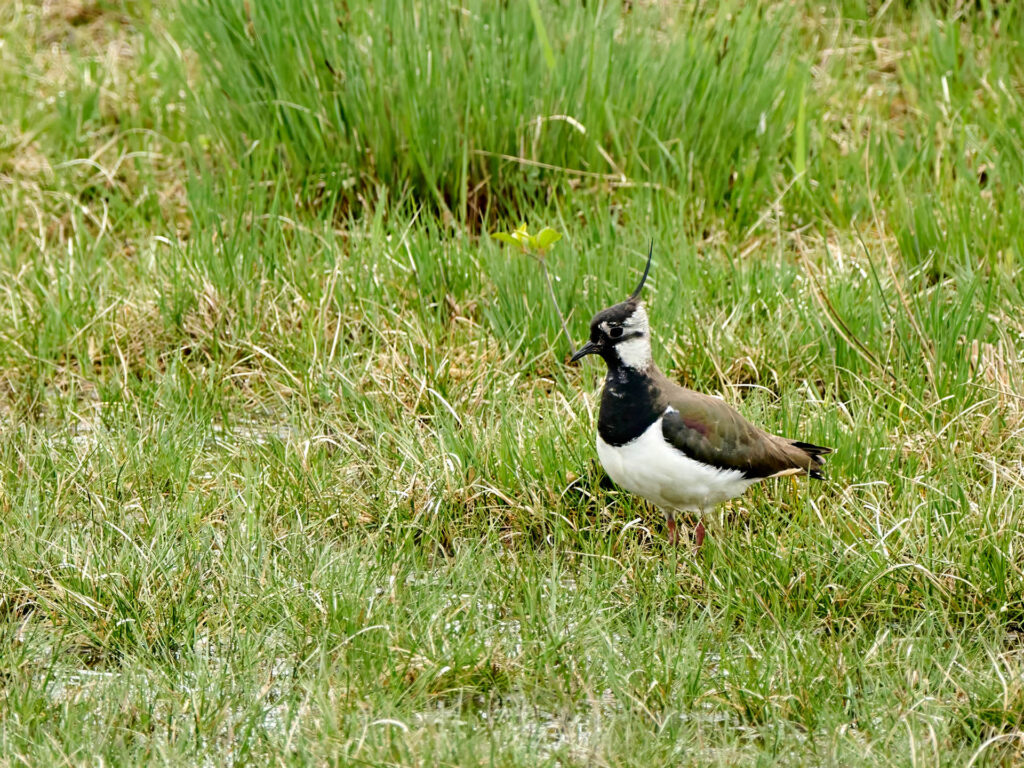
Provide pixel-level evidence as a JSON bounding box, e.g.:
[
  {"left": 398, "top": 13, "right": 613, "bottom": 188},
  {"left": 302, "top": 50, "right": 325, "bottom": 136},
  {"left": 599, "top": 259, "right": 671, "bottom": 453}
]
[{"left": 596, "top": 418, "right": 758, "bottom": 511}]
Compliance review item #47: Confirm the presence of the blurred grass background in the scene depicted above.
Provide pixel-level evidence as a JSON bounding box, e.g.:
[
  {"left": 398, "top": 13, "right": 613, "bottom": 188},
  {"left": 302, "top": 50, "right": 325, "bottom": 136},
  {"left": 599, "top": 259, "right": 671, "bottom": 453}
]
[{"left": 0, "top": 0, "right": 1022, "bottom": 765}]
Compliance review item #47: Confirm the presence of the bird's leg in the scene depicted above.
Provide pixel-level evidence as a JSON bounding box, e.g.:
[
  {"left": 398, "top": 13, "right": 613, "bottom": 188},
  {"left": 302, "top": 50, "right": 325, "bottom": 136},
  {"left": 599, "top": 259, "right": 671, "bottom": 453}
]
[
  {"left": 694, "top": 511, "right": 706, "bottom": 550},
  {"left": 665, "top": 510, "right": 678, "bottom": 546}
]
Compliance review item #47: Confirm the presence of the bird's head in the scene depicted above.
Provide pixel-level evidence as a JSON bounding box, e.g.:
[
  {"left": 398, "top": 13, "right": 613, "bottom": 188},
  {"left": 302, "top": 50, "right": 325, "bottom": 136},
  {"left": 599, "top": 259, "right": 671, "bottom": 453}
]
[{"left": 570, "top": 242, "right": 654, "bottom": 371}]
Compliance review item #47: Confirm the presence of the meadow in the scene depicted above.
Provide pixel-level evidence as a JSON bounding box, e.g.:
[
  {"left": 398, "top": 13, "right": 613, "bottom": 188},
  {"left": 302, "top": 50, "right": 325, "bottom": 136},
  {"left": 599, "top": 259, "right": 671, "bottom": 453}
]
[{"left": 1, "top": 0, "right": 1023, "bottom": 764}]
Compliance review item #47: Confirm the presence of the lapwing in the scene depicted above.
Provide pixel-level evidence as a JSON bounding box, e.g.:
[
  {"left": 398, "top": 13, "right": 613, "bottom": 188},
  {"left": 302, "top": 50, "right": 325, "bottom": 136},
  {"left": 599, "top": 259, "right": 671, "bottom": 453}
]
[{"left": 570, "top": 244, "right": 831, "bottom": 547}]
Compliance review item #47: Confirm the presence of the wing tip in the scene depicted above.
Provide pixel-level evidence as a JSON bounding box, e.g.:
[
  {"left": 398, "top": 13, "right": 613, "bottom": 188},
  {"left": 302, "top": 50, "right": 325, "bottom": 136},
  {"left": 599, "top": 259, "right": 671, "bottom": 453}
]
[{"left": 791, "top": 440, "right": 833, "bottom": 457}]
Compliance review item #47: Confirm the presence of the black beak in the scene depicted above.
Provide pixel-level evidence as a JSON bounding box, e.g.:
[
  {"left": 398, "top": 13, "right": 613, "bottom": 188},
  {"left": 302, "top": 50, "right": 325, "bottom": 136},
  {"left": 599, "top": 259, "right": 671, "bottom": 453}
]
[{"left": 569, "top": 340, "right": 600, "bottom": 364}]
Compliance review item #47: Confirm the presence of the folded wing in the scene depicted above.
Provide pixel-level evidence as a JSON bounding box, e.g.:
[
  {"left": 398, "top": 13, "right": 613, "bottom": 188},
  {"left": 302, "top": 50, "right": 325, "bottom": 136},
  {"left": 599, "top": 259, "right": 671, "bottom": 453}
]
[{"left": 658, "top": 383, "right": 831, "bottom": 480}]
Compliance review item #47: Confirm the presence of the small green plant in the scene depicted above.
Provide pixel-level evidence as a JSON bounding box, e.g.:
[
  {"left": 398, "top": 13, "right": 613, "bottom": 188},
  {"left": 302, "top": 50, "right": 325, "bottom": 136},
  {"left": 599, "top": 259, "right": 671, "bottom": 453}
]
[{"left": 491, "top": 224, "right": 576, "bottom": 356}]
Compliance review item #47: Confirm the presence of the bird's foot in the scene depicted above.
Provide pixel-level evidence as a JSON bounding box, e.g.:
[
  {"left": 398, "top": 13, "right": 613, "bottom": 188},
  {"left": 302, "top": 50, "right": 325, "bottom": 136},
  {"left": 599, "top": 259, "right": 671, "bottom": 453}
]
[
  {"left": 666, "top": 515, "right": 679, "bottom": 546},
  {"left": 694, "top": 520, "right": 706, "bottom": 550}
]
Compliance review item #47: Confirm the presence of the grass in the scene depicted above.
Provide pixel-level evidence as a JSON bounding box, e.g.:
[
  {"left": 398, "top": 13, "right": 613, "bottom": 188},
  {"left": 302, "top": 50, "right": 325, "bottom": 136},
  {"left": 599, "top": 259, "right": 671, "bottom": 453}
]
[{"left": 1, "top": 0, "right": 1023, "bottom": 765}]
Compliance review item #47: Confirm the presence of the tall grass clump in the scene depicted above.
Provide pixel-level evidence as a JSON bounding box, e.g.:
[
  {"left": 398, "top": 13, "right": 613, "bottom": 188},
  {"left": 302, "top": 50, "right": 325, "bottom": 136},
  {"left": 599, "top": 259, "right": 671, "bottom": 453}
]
[
  {"left": 179, "top": 0, "right": 804, "bottom": 230},
  {"left": 795, "top": 3, "right": 1024, "bottom": 277}
]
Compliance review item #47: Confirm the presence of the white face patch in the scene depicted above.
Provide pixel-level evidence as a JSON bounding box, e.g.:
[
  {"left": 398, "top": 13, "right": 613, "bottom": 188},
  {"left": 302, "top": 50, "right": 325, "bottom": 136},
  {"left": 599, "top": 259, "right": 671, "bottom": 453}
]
[
  {"left": 615, "top": 304, "right": 652, "bottom": 370},
  {"left": 622, "top": 304, "right": 649, "bottom": 332}
]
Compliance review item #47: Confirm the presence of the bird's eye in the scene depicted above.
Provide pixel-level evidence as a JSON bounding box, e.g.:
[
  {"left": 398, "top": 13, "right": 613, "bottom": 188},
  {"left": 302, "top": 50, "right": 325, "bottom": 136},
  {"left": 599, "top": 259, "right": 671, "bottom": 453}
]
[{"left": 609, "top": 326, "right": 624, "bottom": 339}]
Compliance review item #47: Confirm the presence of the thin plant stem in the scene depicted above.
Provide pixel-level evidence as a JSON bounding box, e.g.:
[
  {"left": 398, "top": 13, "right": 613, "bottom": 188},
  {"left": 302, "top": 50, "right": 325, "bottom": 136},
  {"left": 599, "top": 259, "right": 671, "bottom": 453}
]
[{"left": 537, "top": 253, "right": 577, "bottom": 356}]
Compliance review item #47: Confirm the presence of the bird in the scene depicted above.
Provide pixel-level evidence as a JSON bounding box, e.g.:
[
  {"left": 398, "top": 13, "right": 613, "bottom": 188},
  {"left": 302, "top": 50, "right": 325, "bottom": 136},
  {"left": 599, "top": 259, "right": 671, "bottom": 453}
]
[{"left": 569, "top": 243, "right": 832, "bottom": 547}]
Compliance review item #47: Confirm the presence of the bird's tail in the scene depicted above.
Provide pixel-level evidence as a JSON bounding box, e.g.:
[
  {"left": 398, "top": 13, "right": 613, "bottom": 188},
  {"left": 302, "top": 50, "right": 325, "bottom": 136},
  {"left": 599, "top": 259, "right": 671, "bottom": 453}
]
[{"left": 790, "top": 440, "right": 833, "bottom": 480}]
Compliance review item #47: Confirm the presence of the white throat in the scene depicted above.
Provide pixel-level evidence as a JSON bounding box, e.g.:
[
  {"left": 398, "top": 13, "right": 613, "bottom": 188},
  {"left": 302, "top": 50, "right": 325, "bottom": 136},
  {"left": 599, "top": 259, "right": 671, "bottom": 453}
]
[{"left": 615, "top": 304, "right": 652, "bottom": 370}]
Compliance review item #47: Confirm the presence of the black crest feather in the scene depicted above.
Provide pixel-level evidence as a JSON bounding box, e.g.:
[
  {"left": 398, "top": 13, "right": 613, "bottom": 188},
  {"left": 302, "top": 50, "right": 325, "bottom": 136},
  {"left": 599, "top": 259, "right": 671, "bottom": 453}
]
[{"left": 629, "top": 240, "right": 653, "bottom": 300}]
